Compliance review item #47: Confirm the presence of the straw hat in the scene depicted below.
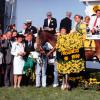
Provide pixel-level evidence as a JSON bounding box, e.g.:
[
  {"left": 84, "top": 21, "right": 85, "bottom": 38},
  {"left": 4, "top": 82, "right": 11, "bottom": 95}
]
[{"left": 93, "top": 5, "right": 100, "bottom": 13}]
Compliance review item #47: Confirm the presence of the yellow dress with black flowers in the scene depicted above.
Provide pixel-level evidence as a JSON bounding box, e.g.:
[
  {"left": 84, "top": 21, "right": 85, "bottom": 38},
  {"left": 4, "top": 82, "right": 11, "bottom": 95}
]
[{"left": 56, "top": 32, "right": 85, "bottom": 74}]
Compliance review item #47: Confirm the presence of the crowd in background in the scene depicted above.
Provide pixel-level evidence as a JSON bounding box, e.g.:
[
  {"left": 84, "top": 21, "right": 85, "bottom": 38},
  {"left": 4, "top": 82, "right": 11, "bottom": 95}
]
[{"left": 0, "top": 9, "right": 100, "bottom": 90}]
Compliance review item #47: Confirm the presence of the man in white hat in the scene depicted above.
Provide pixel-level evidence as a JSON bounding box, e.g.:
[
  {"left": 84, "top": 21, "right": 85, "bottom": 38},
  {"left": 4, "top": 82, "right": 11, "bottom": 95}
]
[
  {"left": 25, "top": 20, "right": 37, "bottom": 35},
  {"left": 89, "top": 6, "right": 100, "bottom": 34},
  {"left": 43, "top": 12, "right": 57, "bottom": 34}
]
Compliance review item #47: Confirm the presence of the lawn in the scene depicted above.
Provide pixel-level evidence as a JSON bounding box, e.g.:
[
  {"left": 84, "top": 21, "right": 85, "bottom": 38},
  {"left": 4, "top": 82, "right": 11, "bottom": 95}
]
[{"left": 0, "top": 86, "right": 100, "bottom": 100}]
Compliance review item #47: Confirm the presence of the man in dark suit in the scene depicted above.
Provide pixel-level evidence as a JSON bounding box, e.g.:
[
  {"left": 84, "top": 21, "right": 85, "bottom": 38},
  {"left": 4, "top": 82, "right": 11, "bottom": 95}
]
[
  {"left": 43, "top": 12, "right": 57, "bottom": 34},
  {"left": 0, "top": 36, "right": 4, "bottom": 86},
  {"left": 25, "top": 20, "right": 37, "bottom": 35},
  {"left": 24, "top": 33, "right": 35, "bottom": 55},
  {"left": 23, "top": 33, "right": 35, "bottom": 85},
  {"left": 60, "top": 12, "right": 72, "bottom": 33},
  {"left": 1, "top": 31, "right": 13, "bottom": 87}
]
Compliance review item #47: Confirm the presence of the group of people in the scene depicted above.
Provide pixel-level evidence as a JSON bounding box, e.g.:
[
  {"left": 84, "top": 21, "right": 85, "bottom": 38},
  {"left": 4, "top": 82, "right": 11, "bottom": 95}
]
[{"left": 0, "top": 6, "right": 100, "bottom": 90}]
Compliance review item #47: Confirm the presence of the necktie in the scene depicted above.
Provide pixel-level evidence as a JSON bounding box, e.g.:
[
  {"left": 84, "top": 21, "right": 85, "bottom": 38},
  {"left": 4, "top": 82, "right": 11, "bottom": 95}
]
[
  {"left": 93, "top": 17, "right": 98, "bottom": 27},
  {"left": 28, "top": 41, "right": 32, "bottom": 47},
  {"left": 8, "top": 40, "right": 11, "bottom": 48}
]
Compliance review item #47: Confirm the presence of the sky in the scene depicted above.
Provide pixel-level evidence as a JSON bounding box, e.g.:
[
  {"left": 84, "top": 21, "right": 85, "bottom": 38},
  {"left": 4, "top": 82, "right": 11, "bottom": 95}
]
[{"left": 16, "top": 0, "right": 86, "bottom": 31}]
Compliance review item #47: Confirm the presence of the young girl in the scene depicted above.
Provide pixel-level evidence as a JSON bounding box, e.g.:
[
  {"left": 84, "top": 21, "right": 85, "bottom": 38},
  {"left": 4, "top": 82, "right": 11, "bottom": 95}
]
[
  {"left": 11, "top": 35, "right": 25, "bottom": 88},
  {"left": 58, "top": 28, "right": 71, "bottom": 90},
  {"left": 57, "top": 28, "right": 85, "bottom": 90}
]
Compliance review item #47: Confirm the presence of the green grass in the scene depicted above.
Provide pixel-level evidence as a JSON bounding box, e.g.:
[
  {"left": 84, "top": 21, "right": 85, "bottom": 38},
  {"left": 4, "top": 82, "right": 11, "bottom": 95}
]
[{"left": 0, "top": 86, "right": 100, "bottom": 100}]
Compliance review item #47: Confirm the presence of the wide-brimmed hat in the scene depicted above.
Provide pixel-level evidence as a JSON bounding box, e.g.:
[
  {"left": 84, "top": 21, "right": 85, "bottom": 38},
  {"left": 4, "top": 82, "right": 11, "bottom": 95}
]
[{"left": 93, "top": 5, "right": 100, "bottom": 13}]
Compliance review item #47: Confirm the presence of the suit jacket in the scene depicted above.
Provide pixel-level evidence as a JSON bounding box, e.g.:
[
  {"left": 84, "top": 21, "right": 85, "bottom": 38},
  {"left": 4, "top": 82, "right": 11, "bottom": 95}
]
[
  {"left": 24, "top": 40, "right": 35, "bottom": 56},
  {"left": 60, "top": 17, "right": 72, "bottom": 33},
  {"left": 1, "top": 39, "right": 13, "bottom": 64},
  {"left": 25, "top": 26, "right": 37, "bottom": 34},
  {"left": 0, "top": 40, "right": 2, "bottom": 52},
  {"left": 43, "top": 18, "right": 57, "bottom": 34},
  {"left": 0, "top": 40, "right": 3, "bottom": 64}
]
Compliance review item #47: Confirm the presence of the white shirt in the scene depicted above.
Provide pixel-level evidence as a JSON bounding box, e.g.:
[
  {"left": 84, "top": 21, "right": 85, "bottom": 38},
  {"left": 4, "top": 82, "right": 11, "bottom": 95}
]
[
  {"left": 89, "top": 16, "right": 100, "bottom": 30},
  {"left": 48, "top": 19, "right": 51, "bottom": 26},
  {"left": 73, "top": 22, "right": 78, "bottom": 31},
  {"left": 0, "top": 52, "right": 3, "bottom": 64},
  {"left": 43, "top": 42, "right": 56, "bottom": 56}
]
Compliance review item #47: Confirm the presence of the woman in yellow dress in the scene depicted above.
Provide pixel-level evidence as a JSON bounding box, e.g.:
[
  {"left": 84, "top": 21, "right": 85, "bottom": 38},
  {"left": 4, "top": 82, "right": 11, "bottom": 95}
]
[
  {"left": 75, "top": 15, "right": 95, "bottom": 59},
  {"left": 83, "top": 16, "right": 95, "bottom": 52}
]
